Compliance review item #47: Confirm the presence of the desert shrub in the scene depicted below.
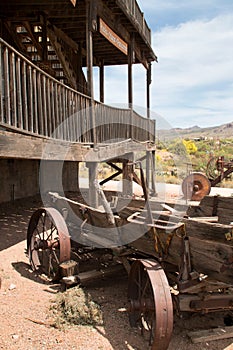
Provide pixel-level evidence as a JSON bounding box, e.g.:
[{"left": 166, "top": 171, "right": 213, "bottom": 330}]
[{"left": 50, "top": 286, "right": 103, "bottom": 329}]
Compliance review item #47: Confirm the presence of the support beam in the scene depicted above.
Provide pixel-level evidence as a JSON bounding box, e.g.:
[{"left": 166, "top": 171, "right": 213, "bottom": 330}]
[
  {"left": 23, "top": 21, "right": 43, "bottom": 58},
  {"left": 86, "top": 162, "right": 98, "bottom": 208},
  {"left": 128, "top": 33, "right": 134, "bottom": 108},
  {"left": 86, "top": 0, "right": 94, "bottom": 98},
  {"left": 77, "top": 41, "right": 88, "bottom": 94},
  {"left": 122, "top": 155, "right": 133, "bottom": 196},
  {"left": 47, "top": 26, "right": 77, "bottom": 89},
  {"left": 86, "top": 0, "right": 96, "bottom": 144},
  {"left": 100, "top": 62, "right": 104, "bottom": 103},
  {"left": 146, "top": 151, "right": 150, "bottom": 192},
  {"left": 151, "top": 150, "right": 157, "bottom": 196},
  {"left": 146, "top": 62, "right": 152, "bottom": 118},
  {"left": 76, "top": 162, "right": 80, "bottom": 192},
  {"left": 99, "top": 169, "right": 122, "bottom": 186},
  {"left": 4, "top": 21, "right": 29, "bottom": 57},
  {"left": 41, "top": 14, "right": 48, "bottom": 61}
]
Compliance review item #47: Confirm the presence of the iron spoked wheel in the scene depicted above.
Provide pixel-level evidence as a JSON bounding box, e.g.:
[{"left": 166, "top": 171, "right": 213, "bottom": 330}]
[
  {"left": 128, "top": 259, "right": 173, "bottom": 350},
  {"left": 27, "top": 208, "right": 71, "bottom": 281}
]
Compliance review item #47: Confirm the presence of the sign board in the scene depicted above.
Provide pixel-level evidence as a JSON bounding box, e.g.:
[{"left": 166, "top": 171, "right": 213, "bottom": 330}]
[
  {"left": 99, "top": 18, "right": 128, "bottom": 56},
  {"left": 70, "top": 0, "right": 76, "bottom": 6}
]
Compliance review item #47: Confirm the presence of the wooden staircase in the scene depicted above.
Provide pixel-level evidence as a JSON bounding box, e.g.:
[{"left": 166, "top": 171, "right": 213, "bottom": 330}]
[{"left": 4, "top": 20, "right": 87, "bottom": 93}]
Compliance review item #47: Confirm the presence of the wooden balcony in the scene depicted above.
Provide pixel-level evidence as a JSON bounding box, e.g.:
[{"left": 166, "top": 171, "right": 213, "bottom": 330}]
[
  {"left": 0, "top": 38, "right": 155, "bottom": 161},
  {"left": 117, "top": 0, "right": 152, "bottom": 47}
]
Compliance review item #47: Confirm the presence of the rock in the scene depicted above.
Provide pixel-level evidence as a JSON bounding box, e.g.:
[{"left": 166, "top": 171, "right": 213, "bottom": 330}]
[
  {"left": 9, "top": 283, "right": 16, "bottom": 290},
  {"left": 12, "top": 334, "right": 19, "bottom": 340}
]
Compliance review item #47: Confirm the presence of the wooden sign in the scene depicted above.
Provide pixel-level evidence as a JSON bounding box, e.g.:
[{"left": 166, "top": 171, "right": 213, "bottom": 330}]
[
  {"left": 70, "top": 0, "right": 76, "bottom": 6},
  {"left": 99, "top": 18, "right": 128, "bottom": 55}
]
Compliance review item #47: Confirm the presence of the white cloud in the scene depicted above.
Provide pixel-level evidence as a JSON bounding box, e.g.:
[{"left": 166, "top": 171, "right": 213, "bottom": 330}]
[
  {"left": 152, "top": 14, "right": 233, "bottom": 127},
  {"left": 94, "top": 10, "right": 233, "bottom": 128}
]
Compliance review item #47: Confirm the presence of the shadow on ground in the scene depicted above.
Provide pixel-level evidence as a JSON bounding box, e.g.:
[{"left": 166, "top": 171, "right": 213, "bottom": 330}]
[{"left": 0, "top": 196, "right": 42, "bottom": 251}]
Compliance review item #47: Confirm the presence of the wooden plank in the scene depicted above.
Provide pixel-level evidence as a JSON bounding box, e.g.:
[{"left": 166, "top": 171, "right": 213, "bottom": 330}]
[
  {"left": 53, "top": 83, "right": 61, "bottom": 137},
  {"left": 190, "top": 216, "right": 218, "bottom": 222},
  {"left": 46, "top": 77, "right": 51, "bottom": 136},
  {"left": 32, "top": 68, "right": 38, "bottom": 133},
  {"left": 16, "top": 56, "right": 23, "bottom": 128},
  {"left": 85, "top": 139, "right": 149, "bottom": 162},
  {"left": 37, "top": 72, "right": 44, "bottom": 135},
  {"left": 188, "top": 196, "right": 233, "bottom": 225},
  {"left": 3, "top": 47, "right": 11, "bottom": 124},
  {"left": 0, "top": 129, "right": 147, "bottom": 163},
  {"left": 50, "top": 80, "right": 55, "bottom": 136},
  {"left": 183, "top": 218, "right": 233, "bottom": 244},
  {"left": 10, "top": 52, "right": 17, "bottom": 127},
  {"left": 27, "top": 65, "right": 34, "bottom": 132},
  {"left": 79, "top": 264, "right": 124, "bottom": 283},
  {"left": 50, "top": 22, "right": 79, "bottom": 52},
  {"left": 0, "top": 129, "right": 87, "bottom": 161},
  {"left": 130, "top": 225, "right": 233, "bottom": 284},
  {"left": 0, "top": 42, "right": 4, "bottom": 123},
  {"left": 188, "top": 326, "right": 233, "bottom": 344},
  {"left": 42, "top": 75, "right": 48, "bottom": 136},
  {"left": 22, "top": 61, "right": 29, "bottom": 130}
]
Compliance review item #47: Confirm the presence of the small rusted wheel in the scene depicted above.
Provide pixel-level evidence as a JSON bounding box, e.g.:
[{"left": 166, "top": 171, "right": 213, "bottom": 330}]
[
  {"left": 182, "top": 172, "right": 211, "bottom": 201},
  {"left": 27, "top": 208, "right": 71, "bottom": 280},
  {"left": 128, "top": 259, "right": 173, "bottom": 350}
]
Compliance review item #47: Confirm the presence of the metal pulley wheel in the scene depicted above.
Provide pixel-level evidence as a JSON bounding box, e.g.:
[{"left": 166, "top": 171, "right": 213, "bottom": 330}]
[
  {"left": 27, "top": 207, "right": 71, "bottom": 280},
  {"left": 182, "top": 172, "right": 211, "bottom": 201},
  {"left": 128, "top": 259, "right": 173, "bottom": 350}
]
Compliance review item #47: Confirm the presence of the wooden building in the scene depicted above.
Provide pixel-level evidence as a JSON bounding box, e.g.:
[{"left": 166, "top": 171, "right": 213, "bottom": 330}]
[{"left": 0, "top": 0, "right": 157, "bottom": 205}]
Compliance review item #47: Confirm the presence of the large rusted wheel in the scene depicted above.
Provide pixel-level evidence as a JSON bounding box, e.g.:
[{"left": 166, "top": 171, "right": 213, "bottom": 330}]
[
  {"left": 182, "top": 172, "right": 211, "bottom": 201},
  {"left": 27, "top": 208, "right": 71, "bottom": 280},
  {"left": 128, "top": 259, "right": 173, "bottom": 350}
]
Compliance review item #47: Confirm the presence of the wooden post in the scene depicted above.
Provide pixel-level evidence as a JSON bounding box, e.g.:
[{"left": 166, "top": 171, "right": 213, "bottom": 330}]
[
  {"left": 128, "top": 33, "right": 134, "bottom": 108},
  {"left": 146, "top": 151, "right": 150, "bottom": 191},
  {"left": 100, "top": 61, "right": 104, "bottom": 103},
  {"left": 151, "top": 150, "right": 157, "bottom": 196},
  {"left": 146, "top": 62, "right": 151, "bottom": 119},
  {"left": 146, "top": 62, "right": 152, "bottom": 187},
  {"left": 86, "top": 1, "right": 94, "bottom": 98},
  {"left": 77, "top": 41, "right": 83, "bottom": 93},
  {"left": 41, "top": 14, "right": 48, "bottom": 62},
  {"left": 77, "top": 162, "right": 80, "bottom": 192},
  {"left": 87, "top": 162, "right": 98, "bottom": 208},
  {"left": 122, "top": 154, "right": 133, "bottom": 197},
  {"left": 86, "top": 0, "right": 97, "bottom": 144}
]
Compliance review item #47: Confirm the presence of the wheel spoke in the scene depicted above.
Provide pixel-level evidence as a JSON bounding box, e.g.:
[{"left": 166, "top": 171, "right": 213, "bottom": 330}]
[
  {"left": 141, "top": 276, "right": 149, "bottom": 298},
  {"left": 27, "top": 208, "right": 71, "bottom": 281}
]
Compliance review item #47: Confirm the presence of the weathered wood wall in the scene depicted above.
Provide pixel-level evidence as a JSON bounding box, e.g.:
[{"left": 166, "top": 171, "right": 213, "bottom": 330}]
[{"left": 0, "top": 159, "right": 79, "bottom": 204}]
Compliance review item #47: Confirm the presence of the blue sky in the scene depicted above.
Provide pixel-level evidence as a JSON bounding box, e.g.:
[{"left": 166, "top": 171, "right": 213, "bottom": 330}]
[{"left": 95, "top": 0, "right": 233, "bottom": 129}]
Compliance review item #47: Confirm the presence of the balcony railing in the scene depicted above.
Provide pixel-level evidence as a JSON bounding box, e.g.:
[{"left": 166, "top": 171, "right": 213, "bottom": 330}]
[
  {"left": 116, "top": 0, "right": 151, "bottom": 45},
  {"left": 0, "top": 38, "right": 155, "bottom": 144}
]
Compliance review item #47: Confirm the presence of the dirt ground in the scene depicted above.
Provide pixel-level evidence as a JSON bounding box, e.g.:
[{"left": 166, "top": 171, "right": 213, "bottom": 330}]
[{"left": 1, "top": 197, "right": 233, "bottom": 350}]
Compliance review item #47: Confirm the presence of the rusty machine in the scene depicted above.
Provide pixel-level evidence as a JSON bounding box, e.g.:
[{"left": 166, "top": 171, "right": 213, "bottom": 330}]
[
  {"left": 182, "top": 156, "right": 233, "bottom": 201},
  {"left": 27, "top": 163, "right": 233, "bottom": 350}
]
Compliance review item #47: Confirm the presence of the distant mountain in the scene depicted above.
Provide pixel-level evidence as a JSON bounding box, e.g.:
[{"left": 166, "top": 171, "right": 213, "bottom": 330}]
[{"left": 157, "top": 122, "right": 233, "bottom": 141}]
